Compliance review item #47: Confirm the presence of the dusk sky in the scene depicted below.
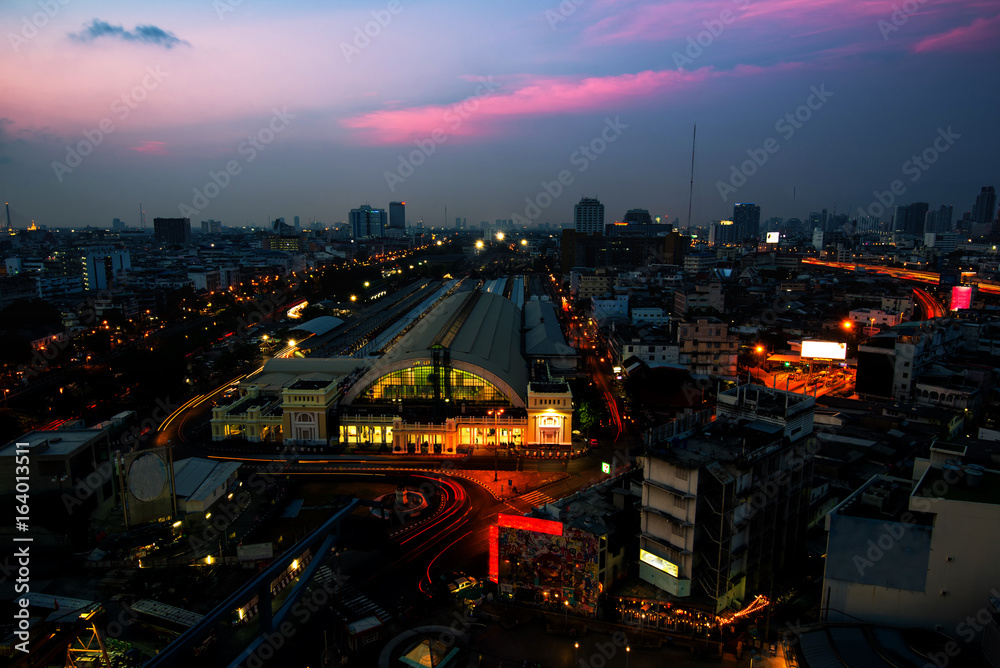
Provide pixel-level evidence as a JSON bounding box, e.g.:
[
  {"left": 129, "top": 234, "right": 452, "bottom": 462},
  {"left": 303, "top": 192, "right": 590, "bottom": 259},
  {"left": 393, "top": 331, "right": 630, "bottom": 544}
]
[{"left": 1, "top": 0, "right": 997, "bottom": 230}]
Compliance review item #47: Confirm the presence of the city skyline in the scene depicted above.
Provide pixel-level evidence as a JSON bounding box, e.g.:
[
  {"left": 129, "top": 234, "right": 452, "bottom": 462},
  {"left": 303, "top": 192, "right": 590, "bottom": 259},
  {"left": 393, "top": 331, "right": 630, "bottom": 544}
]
[{"left": 1, "top": 0, "right": 997, "bottom": 229}]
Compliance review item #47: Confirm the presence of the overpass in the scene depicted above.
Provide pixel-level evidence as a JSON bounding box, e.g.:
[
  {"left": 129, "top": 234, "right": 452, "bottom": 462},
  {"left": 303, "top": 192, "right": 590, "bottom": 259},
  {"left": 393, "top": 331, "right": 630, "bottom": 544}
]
[{"left": 144, "top": 499, "right": 359, "bottom": 668}]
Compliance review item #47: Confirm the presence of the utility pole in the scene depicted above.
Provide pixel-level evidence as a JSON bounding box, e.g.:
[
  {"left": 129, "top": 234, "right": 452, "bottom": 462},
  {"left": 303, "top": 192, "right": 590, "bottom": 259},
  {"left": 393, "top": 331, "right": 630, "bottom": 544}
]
[{"left": 686, "top": 124, "right": 697, "bottom": 230}]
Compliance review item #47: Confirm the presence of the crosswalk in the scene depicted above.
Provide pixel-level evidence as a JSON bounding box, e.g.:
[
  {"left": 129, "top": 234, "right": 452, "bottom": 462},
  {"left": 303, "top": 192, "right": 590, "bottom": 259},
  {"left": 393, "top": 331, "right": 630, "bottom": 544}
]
[{"left": 510, "top": 489, "right": 555, "bottom": 510}]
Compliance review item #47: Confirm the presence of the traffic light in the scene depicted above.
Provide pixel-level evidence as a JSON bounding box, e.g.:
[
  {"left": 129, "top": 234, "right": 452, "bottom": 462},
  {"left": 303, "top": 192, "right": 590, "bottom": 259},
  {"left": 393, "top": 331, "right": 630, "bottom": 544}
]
[{"left": 784, "top": 362, "right": 790, "bottom": 367}]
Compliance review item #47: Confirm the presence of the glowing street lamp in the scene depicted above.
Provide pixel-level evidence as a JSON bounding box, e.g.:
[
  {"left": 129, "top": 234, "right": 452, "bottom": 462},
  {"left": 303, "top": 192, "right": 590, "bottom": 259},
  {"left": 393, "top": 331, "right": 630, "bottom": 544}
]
[{"left": 488, "top": 408, "right": 504, "bottom": 482}]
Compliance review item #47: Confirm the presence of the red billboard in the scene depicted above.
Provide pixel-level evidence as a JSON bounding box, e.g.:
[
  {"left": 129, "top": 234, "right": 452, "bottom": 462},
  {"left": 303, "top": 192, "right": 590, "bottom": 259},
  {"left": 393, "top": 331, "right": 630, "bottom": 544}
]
[{"left": 951, "top": 286, "right": 972, "bottom": 310}]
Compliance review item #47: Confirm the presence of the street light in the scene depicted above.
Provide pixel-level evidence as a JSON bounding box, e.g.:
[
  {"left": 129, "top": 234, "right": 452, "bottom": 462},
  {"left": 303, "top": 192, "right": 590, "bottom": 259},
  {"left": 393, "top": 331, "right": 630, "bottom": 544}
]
[
  {"left": 574, "top": 642, "right": 579, "bottom": 665},
  {"left": 626, "top": 646, "right": 631, "bottom": 668},
  {"left": 564, "top": 599, "right": 570, "bottom": 630},
  {"left": 488, "top": 408, "right": 504, "bottom": 482}
]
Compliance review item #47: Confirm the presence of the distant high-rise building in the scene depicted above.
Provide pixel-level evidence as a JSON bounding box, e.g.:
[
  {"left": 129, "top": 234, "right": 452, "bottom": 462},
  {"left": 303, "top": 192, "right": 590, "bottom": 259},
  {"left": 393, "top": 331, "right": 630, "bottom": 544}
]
[
  {"left": 973, "top": 186, "right": 996, "bottom": 225},
  {"left": 201, "top": 219, "right": 222, "bottom": 235},
  {"left": 574, "top": 197, "right": 604, "bottom": 235},
  {"left": 908, "top": 202, "right": 929, "bottom": 235},
  {"left": 710, "top": 220, "right": 738, "bottom": 246},
  {"left": 808, "top": 211, "right": 823, "bottom": 232},
  {"left": 622, "top": 209, "right": 652, "bottom": 225},
  {"left": 855, "top": 216, "right": 881, "bottom": 235},
  {"left": 349, "top": 205, "right": 385, "bottom": 238},
  {"left": 924, "top": 205, "right": 953, "bottom": 234},
  {"left": 153, "top": 217, "right": 191, "bottom": 244},
  {"left": 389, "top": 202, "right": 406, "bottom": 230},
  {"left": 83, "top": 251, "right": 130, "bottom": 291},
  {"left": 893, "top": 205, "right": 909, "bottom": 234},
  {"left": 812, "top": 229, "right": 824, "bottom": 249},
  {"left": 733, "top": 202, "right": 760, "bottom": 240},
  {"left": 607, "top": 209, "right": 671, "bottom": 236},
  {"left": 294, "top": 216, "right": 300, "bottom": 232},
  {"left": 112, "top": 218, "right": 124, "bottom": 231}
]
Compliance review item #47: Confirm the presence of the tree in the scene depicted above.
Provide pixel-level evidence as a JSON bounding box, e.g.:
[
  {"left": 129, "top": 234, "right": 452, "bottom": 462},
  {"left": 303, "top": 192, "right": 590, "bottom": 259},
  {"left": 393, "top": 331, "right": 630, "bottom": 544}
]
[
  {"left": 577, "top": 401, "right": 600, "bottom": 439},
  {"left": 299, "top": 304, "right": 331, "bottom": 321}
]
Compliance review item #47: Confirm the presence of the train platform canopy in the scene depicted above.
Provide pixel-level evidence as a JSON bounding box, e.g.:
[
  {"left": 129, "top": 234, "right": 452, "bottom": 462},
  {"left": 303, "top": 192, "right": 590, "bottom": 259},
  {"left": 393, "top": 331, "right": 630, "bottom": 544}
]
[
  {"left": 345, "top": 289, "right": 528, "bottom": 407},
  {"left": 289, "top": 316, "right": 344, "bottom": 337}
]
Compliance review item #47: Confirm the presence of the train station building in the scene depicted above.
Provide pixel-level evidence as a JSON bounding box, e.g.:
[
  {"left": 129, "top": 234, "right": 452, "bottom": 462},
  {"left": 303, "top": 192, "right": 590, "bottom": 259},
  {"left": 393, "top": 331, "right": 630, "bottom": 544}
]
[
  {"left": 210, "top": 286, "right": 574, "bottom": 453},
  {"left": 338, "top": 289, "right": 574, "bottom": 454}
]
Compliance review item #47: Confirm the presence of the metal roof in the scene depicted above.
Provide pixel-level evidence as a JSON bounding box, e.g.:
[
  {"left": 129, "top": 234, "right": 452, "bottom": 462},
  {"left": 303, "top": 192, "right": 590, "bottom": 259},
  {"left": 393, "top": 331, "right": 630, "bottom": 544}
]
[{"left": 345, "top": 288, "right": 529, "bottom": 406}]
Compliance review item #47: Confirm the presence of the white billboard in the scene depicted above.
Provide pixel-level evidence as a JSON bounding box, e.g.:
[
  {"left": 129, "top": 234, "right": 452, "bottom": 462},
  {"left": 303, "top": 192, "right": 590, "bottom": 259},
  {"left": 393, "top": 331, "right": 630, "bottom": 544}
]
[
  {"left": 800, "top": 340, "right": 847, "bottom": 360},
  {"left": 766, "top": 231, "right": 780, "bottom": 243}
]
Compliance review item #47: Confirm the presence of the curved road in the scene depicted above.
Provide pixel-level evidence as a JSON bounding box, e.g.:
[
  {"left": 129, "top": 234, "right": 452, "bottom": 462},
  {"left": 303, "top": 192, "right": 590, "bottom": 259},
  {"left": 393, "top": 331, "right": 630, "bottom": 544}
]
[{"left": 912, "top": 286, "right": 947, "bottom": 319}]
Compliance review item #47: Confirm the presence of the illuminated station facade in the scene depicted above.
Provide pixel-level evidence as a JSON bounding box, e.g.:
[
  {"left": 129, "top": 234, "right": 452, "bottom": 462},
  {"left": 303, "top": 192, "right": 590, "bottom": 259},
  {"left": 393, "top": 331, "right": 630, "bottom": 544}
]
[
  {"left": 340, "top": 290, "right": 573, "bottom": 454},
  {"left": 212, "top": 287, "right": 575, "bottom": 453}
]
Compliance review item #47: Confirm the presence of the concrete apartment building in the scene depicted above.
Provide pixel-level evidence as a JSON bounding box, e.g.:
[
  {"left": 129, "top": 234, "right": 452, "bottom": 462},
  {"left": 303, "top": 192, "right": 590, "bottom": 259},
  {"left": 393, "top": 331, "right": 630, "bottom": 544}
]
[
  {"left": 674, "top": 282, "right": 725, "bottom": 317},
  {"left": 856, "top": 319, "right": 964, "bottom": 402},
  {"left": 678, "top": 318, "right": 738, "bottom": 379},
  {"left": 640, "top": 386, "right": 816, "bottom": 613},
  {"left": 823, "top": 443, "right": 1000, "bottom": 637}
]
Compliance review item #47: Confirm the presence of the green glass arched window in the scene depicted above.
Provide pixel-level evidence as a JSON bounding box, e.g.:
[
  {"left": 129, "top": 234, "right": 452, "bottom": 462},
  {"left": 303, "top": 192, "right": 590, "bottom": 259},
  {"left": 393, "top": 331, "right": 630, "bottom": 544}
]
[{"left": 357, "top": 366, "right": 509, "bottom": 405}]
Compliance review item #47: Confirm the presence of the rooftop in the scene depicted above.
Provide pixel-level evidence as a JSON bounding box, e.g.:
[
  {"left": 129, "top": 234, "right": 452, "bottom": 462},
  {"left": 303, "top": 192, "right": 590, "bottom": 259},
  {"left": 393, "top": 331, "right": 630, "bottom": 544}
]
[
  {"left": 647, "top": 416, "right": 789, "bottom": 470},
  {"left": 287, "top": 379, "right": 334, "bottom": 391},
  {"left": 173, "top": 457, "right": 241, "bottom": 503},
  {"left": 0, "top": 428, "right": 107, "bottom": 458},
  {"left": 835, "top": 475, "right": 931, "bottom": 524},
  {"left": 915, "top": 465, "right": 1000, "bottom": 506},
  {"left": 346, "top": 287, "right": 528, "bottom": 406}
]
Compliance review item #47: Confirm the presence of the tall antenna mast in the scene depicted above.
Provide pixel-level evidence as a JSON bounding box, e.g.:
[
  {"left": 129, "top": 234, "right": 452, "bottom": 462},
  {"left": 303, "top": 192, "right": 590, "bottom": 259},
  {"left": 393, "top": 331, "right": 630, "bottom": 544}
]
[
  {"left": 139, "top": 202, "right": 146, "bottom": 229},
  {"left": 686, "top": 124, "right": 697, "bottom": 231},
  {"left": 5, "top": 202, "right": 12, "bottom": 233}
]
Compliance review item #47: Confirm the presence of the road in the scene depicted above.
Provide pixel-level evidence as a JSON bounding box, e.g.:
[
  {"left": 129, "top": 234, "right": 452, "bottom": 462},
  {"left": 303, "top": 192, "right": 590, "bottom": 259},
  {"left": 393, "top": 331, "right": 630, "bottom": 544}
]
[{"left": 912, "top": 286, "right": 948, "bottom": 319}]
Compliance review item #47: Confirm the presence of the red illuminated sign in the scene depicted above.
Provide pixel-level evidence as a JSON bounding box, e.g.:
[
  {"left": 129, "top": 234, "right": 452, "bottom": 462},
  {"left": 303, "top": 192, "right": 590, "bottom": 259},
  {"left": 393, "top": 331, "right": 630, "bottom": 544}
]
[
  {"left": 489, "top": 525, "right": 499, "bottom": 583},
  {"left": 951, "top": 286, "right": 972, "bottom": 310},
  {"left": 497, "top": 514, "right": 563, "bottom": 535}
]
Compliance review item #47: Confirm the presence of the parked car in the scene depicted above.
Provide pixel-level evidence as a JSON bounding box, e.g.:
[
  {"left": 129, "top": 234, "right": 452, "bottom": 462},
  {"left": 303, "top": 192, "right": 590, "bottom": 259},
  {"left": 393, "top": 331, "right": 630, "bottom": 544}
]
[{"left": 448, "top": 576, "right": 478, "bottom": 595}]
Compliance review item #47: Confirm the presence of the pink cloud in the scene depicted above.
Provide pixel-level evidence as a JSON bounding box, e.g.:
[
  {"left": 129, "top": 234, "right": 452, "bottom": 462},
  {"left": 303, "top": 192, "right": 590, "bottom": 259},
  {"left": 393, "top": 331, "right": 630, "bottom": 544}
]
[
  {"left": 341, "top": 65, "right": 792, "bottom": 144},
  {"left": 129, "top": 141, "right": 169, "bottom": 155},
  {"left": 912, "top": 14, "right": 1000, "bottom": 52}
]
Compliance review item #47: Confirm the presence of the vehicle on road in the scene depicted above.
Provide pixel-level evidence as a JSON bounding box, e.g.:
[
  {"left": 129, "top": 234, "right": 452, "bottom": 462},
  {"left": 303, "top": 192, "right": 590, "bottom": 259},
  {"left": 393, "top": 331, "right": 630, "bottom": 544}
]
[{"left": 448, "top": 576, "right": 478, "bottom": 595}]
